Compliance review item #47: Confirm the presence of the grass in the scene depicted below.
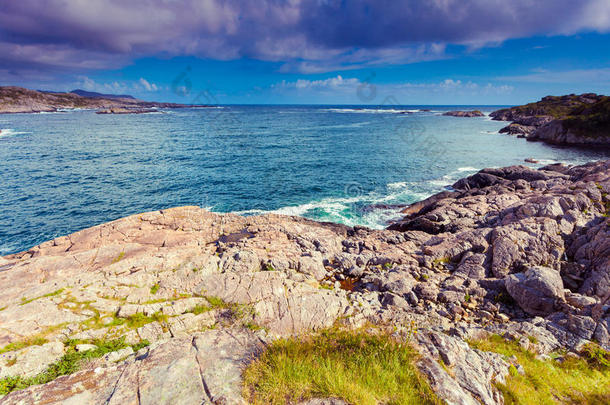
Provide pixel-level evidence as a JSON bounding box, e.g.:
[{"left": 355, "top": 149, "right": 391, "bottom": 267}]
[
  {"left": 0, "top": 337, "right": 149, "bottom": 396},
  {"left": 189, "top": 296, "right": 261, "bottom": 330},
  {"left": 149, "top": 283, "right": 160, "bottom": 295},
  {"left": 243, "top": 328, "right": 441, "bottom": 405},
  {"left": 111, "top": 252, "right": 125, "bottom": 264},
  {"left": 0, "top": 336, "right": 49, "bottom": 355},
  {"left": 19, "top": 288, "right": 65, "bottom": 306},
  {"left": 469, "top": 334, "right": 610, "bottom": 405},
  {"left": 124, "top": 311, "right": 168, "bottom": 329}
]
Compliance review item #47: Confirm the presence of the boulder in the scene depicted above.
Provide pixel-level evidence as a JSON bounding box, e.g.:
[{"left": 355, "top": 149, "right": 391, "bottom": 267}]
[{"left": 505, "top": 266, "right": 565, "bottom": 316}]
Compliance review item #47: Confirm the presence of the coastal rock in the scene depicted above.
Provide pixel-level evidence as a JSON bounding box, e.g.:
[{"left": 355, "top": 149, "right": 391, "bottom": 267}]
[
  {"left": 0, "top": 160, "right": 609, "bottom": 403},
  {"left": 490, "top": 93, "right": 610, "bottom": 146},
  {"left": 443, "top": 110, "right": 484, "bottom": 117},
  {"left": 416, "top": 331, "right": 509, "bottom": 405},
  {"left": 96, "top": 107, "right": 158, "bottom": 114},
  {"left": 0, "top": 342, "right": 65, "bottom": 379},
  {"left": 499, "top": 123, "right": 536, "bottom": 137},
  {"left": 0, "top": 329, "right": 264, "bottom": 405},
  {"left": 505, "top": 266, "right": 565, "bottom": 316}
]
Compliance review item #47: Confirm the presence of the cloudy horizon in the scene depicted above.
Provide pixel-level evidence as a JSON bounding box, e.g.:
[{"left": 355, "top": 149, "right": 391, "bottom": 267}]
[{"left": 1, "top": 0, "right": 610, "bottom": 104}]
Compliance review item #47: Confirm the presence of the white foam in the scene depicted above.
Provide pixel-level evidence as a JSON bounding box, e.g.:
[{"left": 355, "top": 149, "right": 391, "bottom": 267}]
[
  {"left": 387, "top": 181, "right": 408, "bottom": 189},
  {"left": 0, "top": 128, "right": 30, "bottom": 138},
  {"left": 323, "top": 108, "right": 420, "bottom": 114},
  {"left": 427, "top": 167, "right": 480, "bottom": 188}
]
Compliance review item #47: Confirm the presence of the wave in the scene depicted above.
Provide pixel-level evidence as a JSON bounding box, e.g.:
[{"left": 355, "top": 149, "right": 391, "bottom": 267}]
[
  {"left": 292, "top": 121, "right": 372, "bottom": 131},
  {"left": 229, "top": 181, "right": 433, "bottom": 229},
  {"left": 427, "top": 167, "right": 480, "bottom": 188},
  {"left": 0, "top": 128, "right": 30, "bottom": 138},
  {"left": 323, "top": 108, "right": 422, "bottom": 114}
]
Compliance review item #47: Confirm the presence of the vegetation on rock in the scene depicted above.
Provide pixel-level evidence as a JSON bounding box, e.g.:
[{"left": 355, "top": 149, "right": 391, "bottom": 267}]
[
  {"left": 469, "top": 335, "right": 610, "bottom": 405},
  {"left": 0, "top": 338, "right": 149, "bottom": 396},
  {"left": 242, "top": 328, "right": 441, "bottom": 405}
]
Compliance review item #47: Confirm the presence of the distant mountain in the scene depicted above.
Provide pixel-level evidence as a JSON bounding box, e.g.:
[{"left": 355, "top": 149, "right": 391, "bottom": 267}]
[{"left": 70, "top": 89, "right": 135, "bottom": 100}]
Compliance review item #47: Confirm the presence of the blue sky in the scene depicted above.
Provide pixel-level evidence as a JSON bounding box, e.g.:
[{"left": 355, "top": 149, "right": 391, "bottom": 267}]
[{"left": 1, "top": 1, "right": 609, "bottom": 105}]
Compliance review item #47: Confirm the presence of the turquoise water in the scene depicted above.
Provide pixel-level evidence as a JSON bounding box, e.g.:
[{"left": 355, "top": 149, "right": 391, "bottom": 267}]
[{"left": 0, "top": 105, "right": 607, "bottom": 255}]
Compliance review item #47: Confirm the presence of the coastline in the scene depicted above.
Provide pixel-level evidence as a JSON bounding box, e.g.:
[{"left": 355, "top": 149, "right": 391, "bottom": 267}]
[{"left": 1, "top": 159, "right": 609, "bottom": 403}]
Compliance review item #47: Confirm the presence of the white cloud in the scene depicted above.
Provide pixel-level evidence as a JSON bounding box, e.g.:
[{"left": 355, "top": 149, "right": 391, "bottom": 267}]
[
  {"left": 75, "top": 76, "right": 160, "bottom": 95},
  {"left": 275, "top": 75, "right": 361, "bottom": 90},
  {"left": 139, "top": 77, "right": 158, "bottom": 91},
  {"left": 498, "top": 68, "right": 610, "bottom": 83},
  {"left": 271, "top": 75, "right": 514, "bottom": 101}
]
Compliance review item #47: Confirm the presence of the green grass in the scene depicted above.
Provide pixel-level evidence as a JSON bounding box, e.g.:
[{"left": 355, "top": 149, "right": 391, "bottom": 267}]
[
  {"left": 149, "top": 283, "right": 160, "bottom": 295},
  {"left": 111, "top": 251, "right": 125, "bottom": 264},
  {"left": 243, "top": 328, "right": 441, "bottom": 405},
  {"left": 0, "top": 336, "right": 48, "bottom": 355},
  {"left": 19, "top": 288, "right": 65, "bottom": 306},
  {"left": 188, "top": 296, "right": 230, "bottom": 315},
  {"left": 0, "top": 338, "right": 149, "bottom": 396},
  {"left": 469, "top": 335, "right": 610, "bottom": 405},
  {"left": 124, "top": 311, "right": 168, "bottom": 329}
]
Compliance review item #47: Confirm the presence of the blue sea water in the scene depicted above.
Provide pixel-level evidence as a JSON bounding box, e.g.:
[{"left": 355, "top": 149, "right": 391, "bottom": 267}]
[{"left": 0, "top": 105, "right": 608, "bottom": 255}]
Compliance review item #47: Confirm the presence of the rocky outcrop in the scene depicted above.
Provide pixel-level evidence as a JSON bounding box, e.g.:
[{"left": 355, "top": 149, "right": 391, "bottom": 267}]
[
  {"left": 0, "top": 86, "right": 200, "bottom": 114},
  {"left": 0, "top": 160, "right": 609, "bottom": 404},
  {"left": 443, "top": 110, "right": 484, "bottom": 117},
  {"left": 491, "top": 93, "right": 610, "bottom": 146},
  {"left": 96, "top": 107, "right": 159, "bottom": 114}
]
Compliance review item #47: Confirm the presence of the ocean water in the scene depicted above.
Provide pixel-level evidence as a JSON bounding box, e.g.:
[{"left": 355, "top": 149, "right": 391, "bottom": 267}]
[{"left": 0, "top": 105, "right": 608, "bottom": 255}]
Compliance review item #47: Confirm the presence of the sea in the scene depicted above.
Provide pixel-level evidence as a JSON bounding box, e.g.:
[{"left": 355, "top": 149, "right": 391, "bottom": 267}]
[{"left": 1, "top": 105, "right": 608, "bottom": 255}]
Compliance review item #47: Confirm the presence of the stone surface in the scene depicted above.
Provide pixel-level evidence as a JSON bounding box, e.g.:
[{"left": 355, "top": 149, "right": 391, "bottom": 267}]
[
  {"left": 1, "top": 329, "right": 264, "bottom": 405},
  {"left": 0, "top": 160, "right": 609, "bottom": 404},
  {"left": 505, "top": 266, "right": 565, "bottom": 316},
  {"left": 0, "top": 342, "right": 65, "bottom": 379},
  {"left": 416, "top": 331, "right": 509, "bottom": 405}
]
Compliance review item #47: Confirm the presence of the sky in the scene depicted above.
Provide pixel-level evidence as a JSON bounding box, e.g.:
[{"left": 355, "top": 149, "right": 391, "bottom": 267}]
[{"left": 1, "top": 0, "right": 610, "bottom": 105}]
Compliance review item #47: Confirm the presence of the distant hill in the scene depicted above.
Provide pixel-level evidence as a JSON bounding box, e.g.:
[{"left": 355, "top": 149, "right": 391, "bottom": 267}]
[
  {"left": 69, "top": 89, "right": 135, "bottom": 100},
  {"left": 0, "top": 86, "right": 196, "bottom": 114}
]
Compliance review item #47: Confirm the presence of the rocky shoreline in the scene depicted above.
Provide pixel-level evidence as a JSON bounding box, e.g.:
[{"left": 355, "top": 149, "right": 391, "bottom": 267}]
[
  {"left": 0, "top": 160, "right": 609, "bottom": 404},
  {"left": 0, "top": 86, "right": 200, "bottom": 114},
  {"left": 491, "top": 93, "right": 610, "bottom": 147}
]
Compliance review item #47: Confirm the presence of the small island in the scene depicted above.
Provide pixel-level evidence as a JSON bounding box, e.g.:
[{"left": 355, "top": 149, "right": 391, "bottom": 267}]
[{"left": 442, "top": 110, "right": 484, "bottom": 117}]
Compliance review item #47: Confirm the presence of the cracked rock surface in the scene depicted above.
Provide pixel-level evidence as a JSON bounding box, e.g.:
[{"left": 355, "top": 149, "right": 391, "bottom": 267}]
[{"left": 1, "top": 160, "right": 609, "bottom": 404}]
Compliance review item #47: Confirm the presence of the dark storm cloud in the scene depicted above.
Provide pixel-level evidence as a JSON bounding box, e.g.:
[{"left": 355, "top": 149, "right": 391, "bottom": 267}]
[{"left": 0, "top": 0, "right": 608, "bottom": 73}]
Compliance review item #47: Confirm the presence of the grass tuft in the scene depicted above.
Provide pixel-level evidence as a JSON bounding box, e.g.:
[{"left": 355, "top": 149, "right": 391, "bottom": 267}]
[
  {"left": 243, "top": 328, "right": 441, "bottom": 405},
  {"left": 469, "top": 334, "right": 610, "bottom": 405}
]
